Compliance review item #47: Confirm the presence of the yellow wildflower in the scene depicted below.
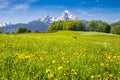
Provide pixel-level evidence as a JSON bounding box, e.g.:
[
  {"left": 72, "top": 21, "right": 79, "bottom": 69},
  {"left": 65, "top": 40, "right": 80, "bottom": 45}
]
[
  {"left": 106, "top": 64, "right": 109, "bottom": 66},
  {"left": 100, "top": 63, "right": 104, "bottom": 66},
  {"left": 46, "top": 69, "right": 51, "bottom": 73},
  {"left": 117, "top": 56, "right": 120, "bottom": 58},
  {"left": 52, "top": 60, "right": 56, "bottom": 64},
  {"left": 24, "top": 55, "right": 30, "bottom": 59},
  {"left": 74, "top": 72, "right": 77, "bottom": 75},
  {"left": 62, "top": 57, "right": 64, "bottom": 60},
  {"left": 97, "top": 74, "right": 101, "bottom": 78},
  {"left": 58, "top": 66, "right": 63, "bottom": 70},
  {"left": 48, "top": 73, "right": 54, "bottom": 78},
  {"left": 40, "top": 57, "right": 43, "bottom": 61},
  {"left": 65, "top": 60, "right": 69, "bottom": 63},
  {"left": 90, "top": 75, "right": 95, "bottom": 79},
  {"left": 71, "top": 69, "right": 77, "bottom": 75},
  {"left": 113, "top": 56, "right": 117, "bottom": 59},
  {"left": 64, "top": 73, "right": 67, "bottom": 76},
  {"left": 71, "top": 69, "right": 75, "bottom": 73},
  {"left": 106, "top": 54, "right": 111, "bottom": 60},
  {"left": 109, "top": 74, "right": 113, "bottom": 78},
  {"left": 73, "top": 52, "right": 79, "bottom": 56}
]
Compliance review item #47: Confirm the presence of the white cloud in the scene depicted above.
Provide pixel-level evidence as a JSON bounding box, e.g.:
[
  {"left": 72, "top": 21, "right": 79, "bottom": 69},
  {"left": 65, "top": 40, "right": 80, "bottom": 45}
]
[
  {"left": 74, "top": 9, "right": 93, "bottom": 17},
  {"left": 0, "top": 0, "right": 38, "bottom": 11},
  {"left": 73, "top": 8, "right": 120, "bottom": 23},
  {"left": 12, "top": 0, "right": 38, "bottom": 11},
  {"left": 0, "top": 0, "right": 10, "bottom": 9},
  {"left": 0, "top": 10, "right": 15, "bottom": 14},
  {"left": 13, "top": 4, "right": 29, "bottom": 10},
  {"left": 0, "top": 3, "right": 9, "bottom": 9}
]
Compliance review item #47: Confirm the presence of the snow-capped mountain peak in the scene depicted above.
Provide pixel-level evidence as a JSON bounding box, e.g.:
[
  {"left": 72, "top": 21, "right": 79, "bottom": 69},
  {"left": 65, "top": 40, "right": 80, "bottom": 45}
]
[
  {"left": 39, "top": 14, "right": 56, "bottom": 23},
  {"left": 64, "top": 10, "right": 73, "bottom": 16},
  {"left": 58, "top": 10, "right": 78, "bottom": 20},
  {"left": 0, "top": 22, "right": 10, "bottom": 27},
  {"left": 38, "top": 10, "right": 79, "bottom": 24}
]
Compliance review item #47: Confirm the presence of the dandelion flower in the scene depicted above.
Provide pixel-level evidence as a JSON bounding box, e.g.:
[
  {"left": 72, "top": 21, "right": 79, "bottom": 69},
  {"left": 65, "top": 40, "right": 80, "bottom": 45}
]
[
  {"left": 48, "top": 73, "right": 54, "bottom": 78},
  {"left": 71, "top": 69, "right": 75, "bottom": 73},
  {"left": 74, "top": 72, "right": 77, "bottom": 75},
  {"left": 40, "top": 57, "right": 43, "bottom": 61},
  {"left": 71, "top": 69, "right": 77, "bottom": 75},
  {"left": 113, "top": 56, "right": 117, "bottom": 59},
  {"left": 100, "top": 63, "right": 104, "bottom": 66},
  {"left": 52, "top": 60, "right": 56, "bottom": 64},
  {"left": 109, "top": 74, "right": 113, "bottom": 78},
  {"left": 64, "top": 73, "right": 67, "bottom": 76},
  {"left": 46, "top": 69, "right": 51, "bottom": 73},
  {"left": 58, "top": 66, "right": 63, "bottom": 70},
  {"left": 62, "top": 57, "right": 64, "bottom": 60},
  {"left": 54, "top": 78, "right": 58, "bottom": 80},
  {"left": 90, "top": 75, "right": 95, "bottom": 79},
  {"left": 97, "top": 74, "right": 101, "bottom": 78}
]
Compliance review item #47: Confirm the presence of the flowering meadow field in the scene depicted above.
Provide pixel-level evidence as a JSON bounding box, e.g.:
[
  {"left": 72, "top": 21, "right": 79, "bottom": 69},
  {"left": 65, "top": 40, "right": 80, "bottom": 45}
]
[{"left": 0, "top": 31, "right": 120, "bottom": 80}]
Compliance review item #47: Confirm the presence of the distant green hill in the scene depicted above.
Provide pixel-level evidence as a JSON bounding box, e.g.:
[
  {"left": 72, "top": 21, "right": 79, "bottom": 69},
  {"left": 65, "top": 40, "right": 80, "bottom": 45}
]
[{"left": 111, "top": 21, "right": 120, "bottom": 26}]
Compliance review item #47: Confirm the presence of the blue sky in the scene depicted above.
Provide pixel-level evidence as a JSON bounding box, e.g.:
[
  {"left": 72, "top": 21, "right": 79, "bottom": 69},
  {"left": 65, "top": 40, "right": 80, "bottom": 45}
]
[{"left": 0, "top": 0, "right": 120, "bottom": 24}]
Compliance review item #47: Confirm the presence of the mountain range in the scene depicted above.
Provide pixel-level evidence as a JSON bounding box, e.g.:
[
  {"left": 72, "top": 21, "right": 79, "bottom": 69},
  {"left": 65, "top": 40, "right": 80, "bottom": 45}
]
[
  {"left": 1, "top": 10, "right": 119, "bottom": 33},
  {"left": 38, "top": 10, "right": 79, "bottom": 24}
]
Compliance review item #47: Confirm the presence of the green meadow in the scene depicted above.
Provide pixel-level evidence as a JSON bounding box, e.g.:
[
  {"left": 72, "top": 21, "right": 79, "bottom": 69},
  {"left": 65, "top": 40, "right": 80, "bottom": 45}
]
[{"left": 0, "top": 31, "right": 120, "bottom": 80}]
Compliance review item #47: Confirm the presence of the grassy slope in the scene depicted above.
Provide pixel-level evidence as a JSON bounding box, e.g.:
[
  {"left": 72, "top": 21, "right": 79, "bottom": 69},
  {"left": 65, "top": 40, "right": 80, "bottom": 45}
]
[{"left": 0, "top": 31, "right": 120, "bottom": 80}]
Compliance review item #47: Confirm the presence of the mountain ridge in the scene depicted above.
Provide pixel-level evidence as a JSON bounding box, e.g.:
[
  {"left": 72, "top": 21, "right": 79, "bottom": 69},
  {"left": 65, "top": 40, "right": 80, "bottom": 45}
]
[{"left": 38, "top": 10, "right": 79, "bottom": 24}]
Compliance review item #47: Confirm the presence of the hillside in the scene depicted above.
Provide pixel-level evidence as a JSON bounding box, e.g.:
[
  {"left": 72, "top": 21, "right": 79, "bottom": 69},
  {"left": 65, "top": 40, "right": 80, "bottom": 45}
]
[
  {"left": 0, "top": 31, "right": 120, "bottom": 80},
  {"left": 111, "top": 21, "right": 120, "bottom": 26}
]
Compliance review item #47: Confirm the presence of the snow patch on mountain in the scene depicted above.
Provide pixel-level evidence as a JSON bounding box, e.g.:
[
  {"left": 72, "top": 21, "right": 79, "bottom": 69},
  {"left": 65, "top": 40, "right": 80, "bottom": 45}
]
[
  {"left": 58, "top": 10, "right": 78, "bottom": 20},
  {"left": 0, "top": 22, "right": 10, "bottom": 27},
  {"left": 39, "top": 10, "right": 79, "bottom": 24},
  {"left": 38, "top": 14, "right": 58, "bottom": 24}
]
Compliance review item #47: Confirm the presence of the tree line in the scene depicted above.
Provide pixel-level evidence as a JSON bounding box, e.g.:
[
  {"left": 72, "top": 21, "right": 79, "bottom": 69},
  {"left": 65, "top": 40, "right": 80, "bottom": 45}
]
[
  {"left": 48, "top": 20, "right": 86, "bottom": 31},
  {"left": 0, "top": 20, "right": 120, "bottom": 35},
  {"left": 48, "top": 20, "right": 120, "bottom": 35}
]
